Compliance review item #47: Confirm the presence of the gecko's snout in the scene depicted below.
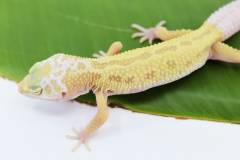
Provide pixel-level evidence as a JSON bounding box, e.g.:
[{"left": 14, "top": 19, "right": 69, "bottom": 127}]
[
  {"left": 18, "top": 77, "right": 29, "bottom": 94},
  {"left": 18, "top": 76, "right": 44, "bottom": 98}
]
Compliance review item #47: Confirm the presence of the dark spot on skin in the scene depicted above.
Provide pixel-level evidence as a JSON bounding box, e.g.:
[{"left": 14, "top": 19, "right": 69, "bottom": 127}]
[
  {"left": 125, "top": 76, "right": 134, "bottom": 84},
  {"left": 109, "top": 75, "right": 122, "bottom": 82},
  {"left": 185, "top": 60, "right": 192, "bottom": 66},
  {"left": 62, "top": 92, "right": 66, "bottom": 97},
  {"left": 107, "top": 90, "right": 114, "bottom": 94},
  {"left": 145, "top": 70, "right": 155, "bottom": 79}
]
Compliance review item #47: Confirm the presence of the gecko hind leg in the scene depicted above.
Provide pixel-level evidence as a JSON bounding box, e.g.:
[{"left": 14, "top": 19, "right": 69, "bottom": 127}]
[
  {"left": 211, "top": 42, "right": 240, "bottom": 63},
  {"left": 92, "top": 41, "right": 123, "bottom": 58},
  {"left": 131, "top": 21, "right": 192, "bottom": 44}
]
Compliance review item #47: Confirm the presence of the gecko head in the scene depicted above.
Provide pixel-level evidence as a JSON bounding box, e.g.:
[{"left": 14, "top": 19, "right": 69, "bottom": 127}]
[{"left": 18, "top": 54, "right": 75, "bottom": 101}]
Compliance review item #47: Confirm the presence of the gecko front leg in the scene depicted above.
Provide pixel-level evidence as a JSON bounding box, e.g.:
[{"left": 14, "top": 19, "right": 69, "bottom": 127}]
[
  {"left": 132, "top": 21, "right": 192, "bottom": 44},
  {"left": 66, "top": 92, "right": 109, "bottom": 151},
  {"left": 93, "top": 41, "right": 123, "bottom": 58}
]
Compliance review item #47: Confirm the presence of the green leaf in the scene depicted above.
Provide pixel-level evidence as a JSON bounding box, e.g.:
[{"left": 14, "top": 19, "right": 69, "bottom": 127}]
[{"left": 1, "top": 0, "right": 240, "bottom": 123}]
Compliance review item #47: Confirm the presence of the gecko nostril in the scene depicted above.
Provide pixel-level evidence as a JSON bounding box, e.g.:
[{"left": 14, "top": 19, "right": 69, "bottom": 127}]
[
  {"left": 61, "top": 92, "right": 66, "bottom": 97},
  {"left": 107, "top": 90, "right": 114, "bottom": 94}
]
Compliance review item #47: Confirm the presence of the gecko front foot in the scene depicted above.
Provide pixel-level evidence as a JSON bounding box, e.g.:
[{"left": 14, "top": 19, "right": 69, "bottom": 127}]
[
  {"left": 92, "top": 41, "right": 123, "bottom": 58},
  {"left": 131, "top": 20, "right": 166, "bottom": 44},
  {"left": 66, "top": 128, "right": 91, "bottom": 151}
]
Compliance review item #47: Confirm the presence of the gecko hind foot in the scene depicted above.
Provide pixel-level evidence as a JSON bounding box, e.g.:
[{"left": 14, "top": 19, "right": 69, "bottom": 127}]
[
  {"left": 66, "top": 127, "right": 91, "bottom": 151},
  {"left": 131, "top": 20, "right": 166, "bottom": 44}
]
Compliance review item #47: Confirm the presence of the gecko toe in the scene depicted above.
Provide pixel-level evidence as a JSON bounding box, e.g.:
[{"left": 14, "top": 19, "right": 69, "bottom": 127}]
[
  {"left": 131, "top": 23, "right": 147, "bottom": 31},
  {"left": 132, "top": 32, "right": 145, "bottom": 38},
  {"left": 156, "top": 20, "right": 167, "bottom": 28},
  {"left": 66, "top": 127, "right": 91, "bottom": 151},
  {"left": 139, "top": 36, "right": 148, "bottom": 43},
  {"left": 92, "top": 50, "right": 107, "bottom": 58}
]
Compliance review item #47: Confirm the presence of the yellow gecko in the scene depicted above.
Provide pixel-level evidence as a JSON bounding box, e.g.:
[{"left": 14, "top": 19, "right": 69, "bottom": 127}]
[{"left": 18, "top": 0, "right": 240, "bottom": 150}]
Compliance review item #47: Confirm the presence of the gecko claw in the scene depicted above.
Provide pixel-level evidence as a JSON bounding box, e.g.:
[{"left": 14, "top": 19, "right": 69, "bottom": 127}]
[
  {"left": 66, "top": 127, "right": 91, "bottom": 151},
  {"left": 92, "top": 50, "right": 107, "bottom": 58},
  {"left": 131, "top": 23, "right": 147, "bottom": 31},
  {"left": 131, "top": 32, "right": 145, "bottom": 38},
  {"left": 156, "top": 20, "right": 166, "bottom": 27},
  {"left": 140, "top": 37, "right": 148, "bottom": 43},
  {"left": 131, "top": 20, "right": 167, "bottom": 44}
]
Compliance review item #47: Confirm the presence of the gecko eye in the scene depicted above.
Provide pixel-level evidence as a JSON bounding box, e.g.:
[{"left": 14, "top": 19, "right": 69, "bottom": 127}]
[{"left": 30, "top": 86, "right": 43, "bottom": 95}]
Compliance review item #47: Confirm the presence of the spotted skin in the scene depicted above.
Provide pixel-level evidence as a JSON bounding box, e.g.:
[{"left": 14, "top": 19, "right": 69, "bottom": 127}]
[
  {"left": 91, "top": 24, "right": 222, "bottom": 94},
  {"left": 18, "top": 0, "right": 240, "bottom": 150},
  {"left": 18, "top": 23, "right": 224, "bottom": 150}
]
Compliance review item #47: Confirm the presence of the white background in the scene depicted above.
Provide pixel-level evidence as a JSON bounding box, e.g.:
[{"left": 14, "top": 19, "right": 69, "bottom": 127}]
[{"left": 0, "top": 78, "right": 240, "bottom": 160}]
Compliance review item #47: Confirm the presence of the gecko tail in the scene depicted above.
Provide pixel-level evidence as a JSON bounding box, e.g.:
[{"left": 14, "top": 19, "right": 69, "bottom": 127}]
[{"left": 206, "top": 0, "right": 240, "bottom": 41}]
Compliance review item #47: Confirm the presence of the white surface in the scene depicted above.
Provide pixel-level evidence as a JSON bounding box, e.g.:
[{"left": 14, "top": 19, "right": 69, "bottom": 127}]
[{"left": 0, "top": 78, "right": 240, "bottom": 160}]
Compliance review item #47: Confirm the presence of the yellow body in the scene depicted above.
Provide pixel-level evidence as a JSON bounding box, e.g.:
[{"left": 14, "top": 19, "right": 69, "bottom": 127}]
[
  {"left": 18, "top": 0, "right": 240, "bottom": 150},
  {"left": 63, "top": 23, "right": 223, "bottom": 97},
  {"left": 18, "top": 21, "right": 240, "bottom": 150},
  {"left": 94, "top": 24, "right": 222, "bottom": 94}
]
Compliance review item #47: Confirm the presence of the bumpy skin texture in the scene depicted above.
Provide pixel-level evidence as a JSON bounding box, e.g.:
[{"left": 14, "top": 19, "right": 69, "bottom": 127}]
[
  {"left": 94, "top": 24, "right": 222, "bottom": 95},
  {"left": 18, "top": 0, "right": 240, "bottom": 150},
  {"left": 19, "top": 24, "right": 222, "bottom": 98}
]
